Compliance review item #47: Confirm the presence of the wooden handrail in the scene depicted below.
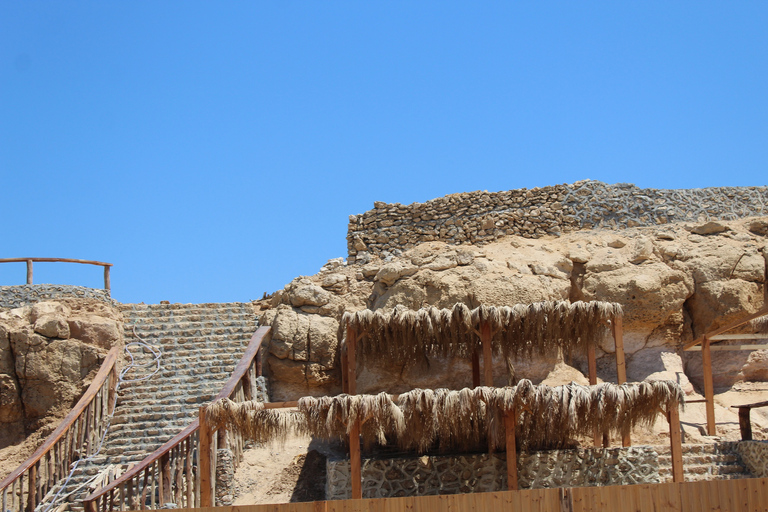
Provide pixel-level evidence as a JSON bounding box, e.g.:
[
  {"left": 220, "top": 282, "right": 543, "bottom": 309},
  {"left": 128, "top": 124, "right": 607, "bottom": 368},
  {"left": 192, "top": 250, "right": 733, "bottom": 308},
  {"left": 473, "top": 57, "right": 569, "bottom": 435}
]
[
  {"left": 0, "top": 257, "right": 113, "bottom": 292},
  {"left": 82, "top": 326, "right": 270, "bottom": 509},
  {"left": 0, "top": 347, "right": 120, "bottom": 489},
  {"left": 682, "top": 304, "right": 768, "bottom": 350}
]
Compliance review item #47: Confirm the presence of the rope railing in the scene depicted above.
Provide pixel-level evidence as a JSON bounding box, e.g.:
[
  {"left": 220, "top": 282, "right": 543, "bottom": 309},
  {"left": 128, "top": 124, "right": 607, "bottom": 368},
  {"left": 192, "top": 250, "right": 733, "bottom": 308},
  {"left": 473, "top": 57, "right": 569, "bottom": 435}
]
[
  {"left": 0, "top": 347, "right": 121, "bottom": 512},
  {"left": 82, "top": 326, "right": 270, "bottom": 512},
  {"left": 0, "top": 258, "right": 113, "bottom": 293}
]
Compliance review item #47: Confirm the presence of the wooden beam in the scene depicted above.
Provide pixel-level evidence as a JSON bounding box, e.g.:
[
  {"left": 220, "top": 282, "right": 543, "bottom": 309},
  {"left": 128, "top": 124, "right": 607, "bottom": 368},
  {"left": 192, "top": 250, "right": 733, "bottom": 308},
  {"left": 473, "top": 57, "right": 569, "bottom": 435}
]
[
  {"left": 26, "top": 260, "right": 33, "bottom": 285},
  {"left": 710, "top": 333, "right": 768, "bottom": 341},
  {"left": 587, "top": 344, "right": 597, "bottom": 386},
  {"left": 504, "top": 411, "right": 518, "bottom": 491},
  {"left": 472, "top": 350, "right": 481, "bottom": 388},
  {"left": 702, "top": 337, "right": 716, "bottom": 436},
  {"left": 0, "top": 257, "right": 113, "bottom": 267},
  {"left": 686, "top": 344, "right": 768, "bottom": 352},
  {"left": 683, "top": 304, "right": 768, "bottom": 350},
  {"left": 480, "top": 322, "right": 493, "bottom": 387},
  {"left": 349, "top": 418, "right": 362, "bottom": 499},
  {"left": 198, "top": 407, "right": 214, "bottom": 507},
  {"left": 613, "top": 316, "right": 631, "bottom": 447},
  {"left": 667, "top": 404, "right": 684, "bottom": 483},
  {"left": 341, "top": 344, "right": 348, "bottom": 394}
]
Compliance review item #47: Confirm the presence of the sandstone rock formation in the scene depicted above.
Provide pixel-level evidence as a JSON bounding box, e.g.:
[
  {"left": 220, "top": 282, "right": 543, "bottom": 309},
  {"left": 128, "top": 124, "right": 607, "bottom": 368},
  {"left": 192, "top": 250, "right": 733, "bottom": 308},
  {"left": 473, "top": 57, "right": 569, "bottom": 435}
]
[
  {"left": 258, "top": 216, "right": 768, "bottom": 401},
  {"left": 0, "top": 299, "right": 123, "bottom": 447}
]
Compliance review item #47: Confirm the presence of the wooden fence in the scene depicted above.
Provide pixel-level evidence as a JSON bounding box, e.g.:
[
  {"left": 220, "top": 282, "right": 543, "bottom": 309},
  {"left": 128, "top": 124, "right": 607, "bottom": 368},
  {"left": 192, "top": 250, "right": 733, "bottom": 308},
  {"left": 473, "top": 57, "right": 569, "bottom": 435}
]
[
  {"left": 169, "top": 478, "right": 768, "bottom": 512},
  {"left": 0, "top": 257, "right": 113, "bottom": 292}
]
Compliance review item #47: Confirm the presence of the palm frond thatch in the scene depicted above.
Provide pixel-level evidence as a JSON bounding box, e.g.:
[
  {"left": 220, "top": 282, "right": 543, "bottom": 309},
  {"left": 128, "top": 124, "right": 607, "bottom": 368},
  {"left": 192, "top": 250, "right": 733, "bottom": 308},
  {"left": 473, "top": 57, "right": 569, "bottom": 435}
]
[{"left": 340, "top": 301, "right": 622, "bottom": 368}]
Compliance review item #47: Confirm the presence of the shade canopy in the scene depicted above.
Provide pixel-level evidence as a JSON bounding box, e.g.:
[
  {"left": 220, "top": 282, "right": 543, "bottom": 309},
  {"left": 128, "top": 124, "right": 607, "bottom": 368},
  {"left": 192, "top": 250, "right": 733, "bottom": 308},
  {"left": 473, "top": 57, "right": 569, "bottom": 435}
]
[{"left": 339, "top": 301, "right": 623, "bottom": 367}]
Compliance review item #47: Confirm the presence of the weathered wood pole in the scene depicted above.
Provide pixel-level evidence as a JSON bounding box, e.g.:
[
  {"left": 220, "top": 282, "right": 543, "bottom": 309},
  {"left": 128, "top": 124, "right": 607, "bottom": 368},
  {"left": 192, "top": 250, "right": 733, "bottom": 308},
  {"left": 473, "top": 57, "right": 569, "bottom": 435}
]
[
  {"left": 702, "top": 337, "right": 716, "bottom": 436},
  {"left": 612, "top": 316, "right": 631, "bottom": 446},
  {"left": 472, "top": 350, "right": 481, "bottom": 388},
  {"left": 504, "top": 411, "right": 518, "bottom": 490},
  {"left": 26, "top": 260, "right": 33, "bottom": 285},
  {"left": 104, "top": 265, "right": 111, "bottom": 293},
  {"left": 480, "top": 322, "right": 493, "bottom": 387},
  {"left": 198, "top": 407, "right": 214, "bottom": 507},
  {"left": 667, "top": 403, "right": 684, "bottom": 482},
  {"left": 346, "top": 327, "right": 362, "bottom": 499},
  {"left": 738, "top": 407, "right": 753, "bottom": 441},
  {"left": 587, "top": 344, "right": 601, "bottom": 447}
]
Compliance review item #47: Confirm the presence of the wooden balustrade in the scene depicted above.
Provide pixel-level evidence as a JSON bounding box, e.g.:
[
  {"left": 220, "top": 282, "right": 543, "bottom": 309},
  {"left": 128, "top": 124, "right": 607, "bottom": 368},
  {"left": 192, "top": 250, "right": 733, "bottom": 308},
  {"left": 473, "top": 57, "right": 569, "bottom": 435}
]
[
  {"left": 0, "top": 258, "right": 113, "bottom": 292},
  {"left": 0, "top": 347, "right": 120, "bottom": 512},
  {"left": 82, "top": 326, "right": 270, "bottom": 512}
]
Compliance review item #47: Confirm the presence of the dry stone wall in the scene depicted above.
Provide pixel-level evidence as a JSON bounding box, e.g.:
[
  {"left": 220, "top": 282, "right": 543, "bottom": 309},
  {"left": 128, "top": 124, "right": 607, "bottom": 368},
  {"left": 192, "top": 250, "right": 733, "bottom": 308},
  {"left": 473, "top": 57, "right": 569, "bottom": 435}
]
[
  {"left": 0, "top": 284, "right": 115, "bottom": 309},
  {"left": 737, "top": 441, "right": 768, "bottom": 477},
  {"left": 326, "top": 447, "right": 659, "bottom": 499},
  {"left": 347, "top": 181, "right": 768, "bottom": 260}
]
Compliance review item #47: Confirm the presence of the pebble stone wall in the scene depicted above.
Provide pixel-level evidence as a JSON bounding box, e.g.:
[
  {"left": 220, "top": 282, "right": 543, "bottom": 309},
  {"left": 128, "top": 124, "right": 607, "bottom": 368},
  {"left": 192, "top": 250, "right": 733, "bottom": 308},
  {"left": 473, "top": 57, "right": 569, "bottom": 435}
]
[
  {"left": 737, "top": 441, "right": 768, "bottom": 477},
  {"left": 347, "top": 181, "right": 768, "bottom": 261},
  {"left": 0, "top": 284, "right": 116, "bottom": 309},
  {"left": 326, "top": 446, "right": 659, "bottom": 499}
]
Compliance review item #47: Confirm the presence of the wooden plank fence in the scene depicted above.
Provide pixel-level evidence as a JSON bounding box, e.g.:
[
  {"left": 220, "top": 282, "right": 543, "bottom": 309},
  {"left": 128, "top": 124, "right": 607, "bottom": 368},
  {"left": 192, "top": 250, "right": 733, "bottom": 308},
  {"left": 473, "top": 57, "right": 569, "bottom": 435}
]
[{"left": 167, "top": 477, "right": 768, "bottom": 512}]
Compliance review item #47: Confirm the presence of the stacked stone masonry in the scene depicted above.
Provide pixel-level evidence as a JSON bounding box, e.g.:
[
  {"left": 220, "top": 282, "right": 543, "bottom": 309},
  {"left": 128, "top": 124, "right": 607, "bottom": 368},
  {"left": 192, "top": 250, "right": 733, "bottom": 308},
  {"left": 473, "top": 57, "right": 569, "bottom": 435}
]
[
  {"left": 737, "top": 441, "right": 768, "bottom": 478},
  {"left": 326, "top": 447, "right": 660, "bottom": 500},
  {"left": 0, "top": 284, "right": 116, "bottom": 309},
  {"left": 56, "top": 302, "right": 260, "bottom": 512},
  {"left": 347, "top": 181, "right": 768, "bottom": 260}
]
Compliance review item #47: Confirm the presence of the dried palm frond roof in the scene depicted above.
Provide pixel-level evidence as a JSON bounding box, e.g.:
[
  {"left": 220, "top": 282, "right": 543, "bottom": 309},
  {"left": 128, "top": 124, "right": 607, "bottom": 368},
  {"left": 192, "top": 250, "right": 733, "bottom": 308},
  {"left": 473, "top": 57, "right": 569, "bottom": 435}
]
[
  {"left": 206, "top": 379, "right": 681, "bottom": 452},
  {"left": 339, "top": 301, "right": 623, "bottom": 366}
]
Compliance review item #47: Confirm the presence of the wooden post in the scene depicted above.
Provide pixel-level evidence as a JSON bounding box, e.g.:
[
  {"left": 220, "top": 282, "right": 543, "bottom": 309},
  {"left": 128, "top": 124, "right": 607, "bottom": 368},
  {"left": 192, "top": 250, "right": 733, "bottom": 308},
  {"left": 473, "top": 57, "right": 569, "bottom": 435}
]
[
  {"left": 668, "top": 403, "right": 684, "bottom": 482},
  {"left": 198, "top": 407, "right": 214, "bottom": 507},
  {"left": 472, "top": 350, "right": 481, "bottom": 388},
  {"left": 702, "top": 336, "right": 716, "bottom": 436},
  {"left": 346, "top": 326, "right": 357, "bottom": 395},
  {"left": 160, "top": 453, "right": 171, "bottom": 505},
  {"left": 349, "top": 418, "right": 362, "bottom": 499},
  {"left": 504, "top": 411, "right": 518, "bottom": 490},
  {"left": 341, "top": 344, "right": 349, "bottom": 394},
  {"left": 738, "top": 407, "right": 753, "bottom": 441},
  {"left": 612, "top": 317, "right": 632, "bottom": 446},
  {"left": 480, "top": 322, "right": 493, "bottom": 387},
  {"left": 104, "top": 266, "right": 111, "bottom": 293},
  {"left": 26, "top": 465, "right": 36, "bottom": 512},
  {"left": 26, "top": 260, "right": 33, "bottom": 285},
  {"left": 587, "top": 344, "right": 601, "bottom": 447}
]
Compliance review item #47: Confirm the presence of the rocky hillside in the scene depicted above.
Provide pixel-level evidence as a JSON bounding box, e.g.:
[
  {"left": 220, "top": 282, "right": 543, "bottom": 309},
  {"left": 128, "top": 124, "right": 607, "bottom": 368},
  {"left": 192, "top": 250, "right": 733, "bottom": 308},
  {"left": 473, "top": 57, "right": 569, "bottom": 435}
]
[{"left": 258, "top": 216, "right": 768, "bottom": 402}]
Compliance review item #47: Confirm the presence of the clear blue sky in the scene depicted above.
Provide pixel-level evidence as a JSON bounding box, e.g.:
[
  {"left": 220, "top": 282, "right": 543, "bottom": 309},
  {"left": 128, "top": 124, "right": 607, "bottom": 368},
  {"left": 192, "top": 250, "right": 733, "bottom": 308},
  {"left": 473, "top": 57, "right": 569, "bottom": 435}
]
[{"left": 1, "top": 3, "right": 766, "bottom": 304}]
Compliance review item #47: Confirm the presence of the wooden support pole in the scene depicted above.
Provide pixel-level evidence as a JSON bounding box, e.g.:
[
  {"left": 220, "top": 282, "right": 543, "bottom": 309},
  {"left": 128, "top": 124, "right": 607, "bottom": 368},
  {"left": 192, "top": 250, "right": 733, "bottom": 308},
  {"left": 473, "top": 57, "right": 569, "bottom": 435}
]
[
  {"left": 104, "top": 266, "right": 111, "bottom": 293},
  {"left": 612, "top": 316, "right": 632, "bottom": 446},
  {"left": 341, "top": 344, "right": 348, "bottom": 394},
  {"left": 160, "top": 453, "right": 171, "bottom": 505},
  {"left": 480, "top": 322, "right": 493, "bottom": 387},
  {"left": 702, "top": 337, "right": 717, "bottom": 436},
  {"left": 587, "top": 344, "right": 601, "bottom": 447},
  {"left": 504, "top": 411, "right": 518, "bottom": 491},
  {"left": 472, "top": 350, "right": 481, "bottom": 388},
  {"left": 26, "top": 260, "right": 33, "bottom": 285},
  {"left": 26, "top": 465, "right": 36, "bottom": 512},
  {"left": 668, "top": 403, "right": 684, "bottom": 482},
  {"left": 346, "top": 327, "right": 357, "bottom": 395},
  {"left": 198, "top": 407, "right": 214, "bottom": 508},
  {"left": 349, "top": 418, "right": 362, "bottom": 499},
  {"left": 738, "top": 407, "right": 753, "bottom": 441}
]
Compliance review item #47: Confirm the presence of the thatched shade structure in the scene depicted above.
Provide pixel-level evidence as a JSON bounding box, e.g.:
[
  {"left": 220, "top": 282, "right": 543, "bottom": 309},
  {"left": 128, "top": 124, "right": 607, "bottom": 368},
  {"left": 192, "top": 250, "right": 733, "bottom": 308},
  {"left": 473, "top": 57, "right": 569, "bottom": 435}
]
[
  {"left": 205, "top": 380, "right": 683, "bottom": 452},
  {"left": 338, "top": 301, "right": 623, "bottom": 368}
]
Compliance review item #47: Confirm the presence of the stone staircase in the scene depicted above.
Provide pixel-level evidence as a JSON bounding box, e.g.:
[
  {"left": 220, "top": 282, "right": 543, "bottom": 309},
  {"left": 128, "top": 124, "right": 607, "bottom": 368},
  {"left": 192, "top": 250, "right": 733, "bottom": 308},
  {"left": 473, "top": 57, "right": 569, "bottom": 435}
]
[
  {"left": 655, "top": 442, "right": 752, "bottom": 482},
  {"left": 53, "top": 302, "right": 258, "bottom": 512}
]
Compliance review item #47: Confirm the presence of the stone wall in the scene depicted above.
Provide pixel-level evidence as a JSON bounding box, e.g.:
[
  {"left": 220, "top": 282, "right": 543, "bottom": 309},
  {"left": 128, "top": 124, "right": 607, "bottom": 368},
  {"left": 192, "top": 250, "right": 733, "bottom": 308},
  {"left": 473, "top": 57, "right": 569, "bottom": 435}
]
[
  {"left": 326, "top": 447, "right": 659, "bottom": 499},
  {"left": 347, "top": 181, "right": 768, "bottom": 260},
  {"left": 737, "top": 441, "right": 768, "bottom": 477},
  {"left": 0, "top": 284, "right": 115, "bottom": 309}
]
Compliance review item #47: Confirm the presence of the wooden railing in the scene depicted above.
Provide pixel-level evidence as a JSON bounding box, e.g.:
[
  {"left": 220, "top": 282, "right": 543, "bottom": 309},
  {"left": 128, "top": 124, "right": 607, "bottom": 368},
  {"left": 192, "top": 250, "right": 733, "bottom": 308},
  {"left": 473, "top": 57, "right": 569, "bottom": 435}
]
[
  {"left": 0, "top": 347, "right": 120, "bottom": 512},
  {"left": 0, "top": 258, "right": 113, "bottom": 293},
  {"left": 82, "top": 326, "right": 271, "bottom": 512}
]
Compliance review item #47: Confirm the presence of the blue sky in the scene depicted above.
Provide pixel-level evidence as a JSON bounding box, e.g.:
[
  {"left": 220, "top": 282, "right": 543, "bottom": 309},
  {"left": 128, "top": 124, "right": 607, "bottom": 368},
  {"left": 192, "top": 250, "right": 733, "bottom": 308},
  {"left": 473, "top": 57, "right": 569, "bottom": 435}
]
[{"left": 1, "top": 2, "right": 766, "bottom": 304}]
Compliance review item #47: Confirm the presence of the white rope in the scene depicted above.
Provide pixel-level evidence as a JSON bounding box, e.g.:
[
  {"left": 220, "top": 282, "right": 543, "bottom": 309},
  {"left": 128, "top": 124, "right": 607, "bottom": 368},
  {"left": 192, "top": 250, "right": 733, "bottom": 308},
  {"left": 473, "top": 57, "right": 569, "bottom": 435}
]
[{"left": 37, "top": 324, "right": 162, "bottom": 512}]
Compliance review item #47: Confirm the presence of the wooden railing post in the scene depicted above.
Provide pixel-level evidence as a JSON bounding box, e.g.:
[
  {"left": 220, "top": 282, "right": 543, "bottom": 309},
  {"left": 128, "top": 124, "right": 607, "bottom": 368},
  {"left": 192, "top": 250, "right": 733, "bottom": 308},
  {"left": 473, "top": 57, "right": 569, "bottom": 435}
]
[
  {"left": 26, "top": 259, "right": 33, "bottom": 285},
  {"left": 104, "top": 266, "right": 111, "bottom": 293},
  {"left": 198, "top": 407, "right": 214, "bottom": 508},
  {"left": 702, "top": 336, "right": 716, "bottom": 436}
]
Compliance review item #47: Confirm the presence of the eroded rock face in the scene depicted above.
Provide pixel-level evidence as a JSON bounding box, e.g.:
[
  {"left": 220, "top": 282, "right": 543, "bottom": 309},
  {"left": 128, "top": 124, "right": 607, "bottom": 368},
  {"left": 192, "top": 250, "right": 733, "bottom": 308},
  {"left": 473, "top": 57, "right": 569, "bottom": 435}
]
[
  {"left": 0, "top": 299, "right": 123, "bottom": 446},
  {"left": 257, "top": 216, "right": 768, "bottom": 400}
]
